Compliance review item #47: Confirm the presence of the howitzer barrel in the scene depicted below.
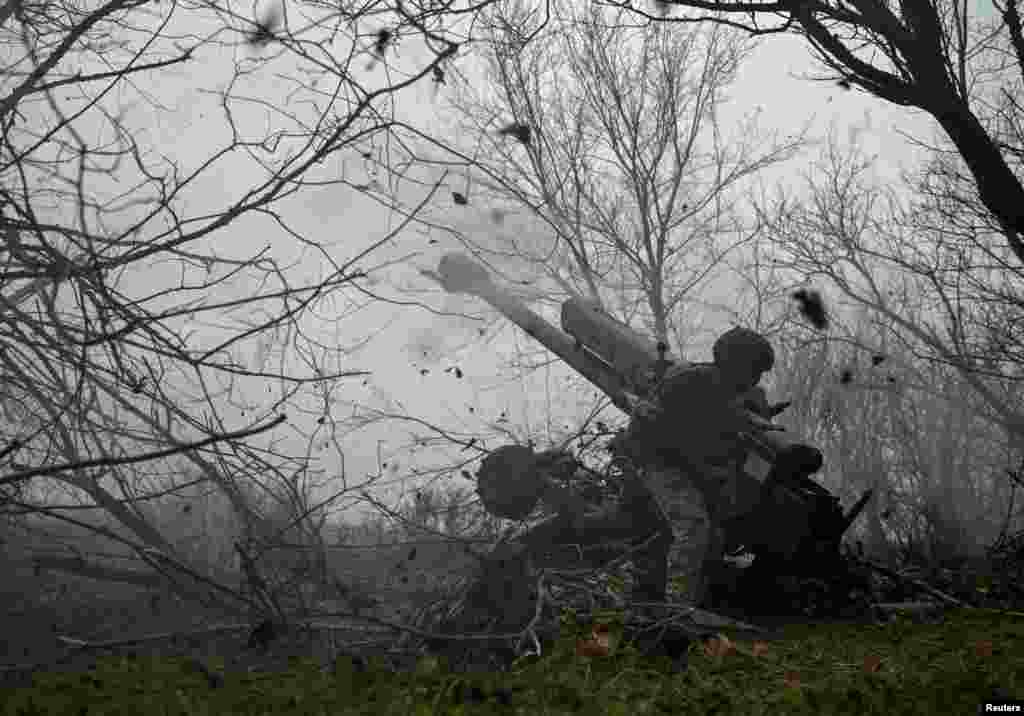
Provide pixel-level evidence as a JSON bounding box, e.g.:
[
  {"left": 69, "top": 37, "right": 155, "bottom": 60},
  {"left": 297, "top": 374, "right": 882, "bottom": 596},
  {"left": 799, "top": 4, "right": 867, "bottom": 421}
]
[{"left": 430, "top": 253, "right": 639, "bottom": 414}]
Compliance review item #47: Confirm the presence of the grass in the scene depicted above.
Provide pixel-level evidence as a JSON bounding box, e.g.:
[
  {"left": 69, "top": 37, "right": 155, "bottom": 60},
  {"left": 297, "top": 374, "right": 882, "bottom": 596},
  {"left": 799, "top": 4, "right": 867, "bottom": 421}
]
[{"left": 1, "top": 607, "right": 1019, "bottom": 715}]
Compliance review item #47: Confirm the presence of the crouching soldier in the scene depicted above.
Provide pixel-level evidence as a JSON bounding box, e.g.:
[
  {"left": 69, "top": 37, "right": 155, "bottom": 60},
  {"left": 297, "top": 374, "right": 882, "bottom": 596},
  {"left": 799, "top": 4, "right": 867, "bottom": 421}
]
[
  {"left": 612, "top": 326, "right": 781, "bottom": 610},
  {"left": 473, "top": 327, "right": 793, "bottom": 612}
]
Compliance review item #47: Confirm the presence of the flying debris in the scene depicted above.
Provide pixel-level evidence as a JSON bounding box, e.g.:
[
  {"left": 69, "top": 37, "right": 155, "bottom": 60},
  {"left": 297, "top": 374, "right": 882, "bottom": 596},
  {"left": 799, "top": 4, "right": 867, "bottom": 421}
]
[
  {"left": 432, "top": 65, "right": 446, "bottom": 84},
  {"left": 420, "top": 368, "right": 429, "bottom": 376},
  {"left": 452, "top": 192, "right": 467, "bottom": 205},
  {"left": 497, "top": 122, "right": 531, "bottom": 145},
  {"left": 871, "top": 354, "right": 886, "bottom": 366},
  {"left": 837, "top": 78, "right": 852, "bottom": 90},
  {"left": 490, "top": 209, "right": 505, "bottom": 224},
  {"left": 246, "top": 3, "right": 282, "bottom": 47},
  {"left": 793, "top": 288, "right": 828, "bottom": 330},
  {"left": 246, "top": 619, "right": 279, "bottom": 651},
  {"left": 840, "top": 369, "right": 853, "bottom": 385},
  {"left": 374, "top": 28, "right": 392, "bottom": 58}
]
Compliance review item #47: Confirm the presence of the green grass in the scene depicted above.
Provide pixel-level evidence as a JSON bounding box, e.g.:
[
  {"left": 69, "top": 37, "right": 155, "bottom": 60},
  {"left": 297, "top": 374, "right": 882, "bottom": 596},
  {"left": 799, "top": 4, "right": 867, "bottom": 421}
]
[{"left": 2, "top": 608, "right": 1019, "bottom": 715}]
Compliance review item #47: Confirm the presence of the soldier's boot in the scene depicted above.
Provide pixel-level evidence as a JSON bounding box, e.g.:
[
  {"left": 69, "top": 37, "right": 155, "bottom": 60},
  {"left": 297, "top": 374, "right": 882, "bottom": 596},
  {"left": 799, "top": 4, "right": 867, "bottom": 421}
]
[{"left": 629, "top": 538, "right": 697, "bottom": 670}]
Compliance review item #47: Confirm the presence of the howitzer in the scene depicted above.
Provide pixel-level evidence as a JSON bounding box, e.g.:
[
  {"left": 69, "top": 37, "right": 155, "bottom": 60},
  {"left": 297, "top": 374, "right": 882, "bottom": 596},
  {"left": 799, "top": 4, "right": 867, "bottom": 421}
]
[{"left": 424, "top": 252, "right": 870, "bottom": 568}]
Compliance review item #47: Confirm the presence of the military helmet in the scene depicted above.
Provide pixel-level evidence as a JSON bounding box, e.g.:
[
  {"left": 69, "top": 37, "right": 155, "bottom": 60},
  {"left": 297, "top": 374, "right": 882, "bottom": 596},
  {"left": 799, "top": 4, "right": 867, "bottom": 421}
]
[{"left": 713, "top": 327, "right": 775, "bottom": 374}]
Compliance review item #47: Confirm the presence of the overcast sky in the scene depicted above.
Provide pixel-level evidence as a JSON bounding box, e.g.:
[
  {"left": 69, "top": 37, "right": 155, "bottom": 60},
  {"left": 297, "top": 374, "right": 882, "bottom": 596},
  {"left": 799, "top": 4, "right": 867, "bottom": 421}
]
[{"left": 29, "top": 4, "right": 956, "bottom": 529}]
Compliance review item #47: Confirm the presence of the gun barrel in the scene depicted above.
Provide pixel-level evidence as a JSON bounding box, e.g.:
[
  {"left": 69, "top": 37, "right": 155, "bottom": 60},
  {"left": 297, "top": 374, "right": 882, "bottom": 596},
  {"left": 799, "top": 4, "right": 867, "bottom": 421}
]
[
  {"left": 560, "top": 297, "right": 690, "bottom": 395},
  {"left": 433, "top": 253, "right": 636, "bottom": 414}
]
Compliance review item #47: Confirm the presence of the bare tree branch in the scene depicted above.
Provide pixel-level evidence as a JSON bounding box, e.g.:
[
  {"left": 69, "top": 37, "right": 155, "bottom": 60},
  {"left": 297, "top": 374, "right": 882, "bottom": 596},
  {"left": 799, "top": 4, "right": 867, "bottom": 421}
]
[{"left": 604, "top": 0, "right": 1024, "bottom": 264}]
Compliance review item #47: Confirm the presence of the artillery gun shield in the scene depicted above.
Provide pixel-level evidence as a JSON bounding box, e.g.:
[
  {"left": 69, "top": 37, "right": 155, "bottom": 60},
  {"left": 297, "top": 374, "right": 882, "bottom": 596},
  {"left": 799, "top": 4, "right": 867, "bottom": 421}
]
[{"left": 475, "top": 445, "right": 546, "bottom": 521}]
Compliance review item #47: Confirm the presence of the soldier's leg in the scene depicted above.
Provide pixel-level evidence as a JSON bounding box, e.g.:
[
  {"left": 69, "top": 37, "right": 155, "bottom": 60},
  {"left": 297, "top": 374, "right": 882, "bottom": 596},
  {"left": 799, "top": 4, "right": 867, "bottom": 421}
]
[
  {"left": 612, "top": 472, "right": 671, "bottom": 607},
  {"left": 697, "top": 523, "right": 728, "bottom": 607},
  {"left": 629, "top": 523, "right": 672, "bottom": 606},
  {"left": 634, "top": 466, "right": 716, "bottom": 606}
]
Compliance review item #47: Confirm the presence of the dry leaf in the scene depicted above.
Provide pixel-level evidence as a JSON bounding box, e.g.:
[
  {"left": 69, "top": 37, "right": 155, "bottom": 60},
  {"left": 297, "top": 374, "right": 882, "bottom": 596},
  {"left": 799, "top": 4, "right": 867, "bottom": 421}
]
[
  {"left": 751, "top": 641, "right": 770, "bottom": 658},
  {"left": 783, "top": 670, "right": 801, "bottom": 688},
  {"left": 792, "top": 288, "right": 828, "bottom": 330},
  {"left": 575, "top": 623, "right": 611, "bottom": 657},
  {"left": 374, "top": 28, "right": 392, "bottom": 58},
  {"left": 247, "top": 3, "right": 282, "bottom": 47},
  {"left": 703, "top": 634, "right": 735, "bottom": 659},
  {"left": 497, "top": 122, "right": 531, "bottom": 145},
  {"left": 863, "top": 654, "right": 882, "bottom": 673},
  {"left": 975, "top": 640, "right": 994, "bottom": 658}
]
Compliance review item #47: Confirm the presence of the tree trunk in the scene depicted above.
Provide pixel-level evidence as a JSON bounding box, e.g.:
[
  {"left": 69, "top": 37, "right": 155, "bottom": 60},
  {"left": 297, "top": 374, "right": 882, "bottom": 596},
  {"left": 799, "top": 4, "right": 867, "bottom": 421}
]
[{"left": 930, "top": 101, "right": 1024, "bottom": 263}]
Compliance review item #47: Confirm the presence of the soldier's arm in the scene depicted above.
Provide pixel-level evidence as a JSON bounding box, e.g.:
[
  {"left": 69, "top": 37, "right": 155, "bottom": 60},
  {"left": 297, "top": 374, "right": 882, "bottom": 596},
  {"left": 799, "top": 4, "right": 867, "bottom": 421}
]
[{"left": 533, "top": 451, "right": 588, "bottom": 526}]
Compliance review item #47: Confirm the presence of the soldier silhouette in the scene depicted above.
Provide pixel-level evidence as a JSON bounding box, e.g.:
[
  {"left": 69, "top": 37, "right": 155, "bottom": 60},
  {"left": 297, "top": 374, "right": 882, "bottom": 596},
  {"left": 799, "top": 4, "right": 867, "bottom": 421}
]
[
  {"left": 613, "top": 326, "right": 779, "bottom": 610},
  {"left": 475, "top": 327, "right": 785, "bottom": 613}
]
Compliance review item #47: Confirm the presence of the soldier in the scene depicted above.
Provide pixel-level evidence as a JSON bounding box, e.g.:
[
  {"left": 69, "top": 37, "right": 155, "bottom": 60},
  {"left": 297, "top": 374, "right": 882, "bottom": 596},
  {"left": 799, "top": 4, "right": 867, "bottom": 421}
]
[
  {"left": 471, "top": 327, "right": 785, "bottom": 613},
  {"left": 612, "top": 326, "right": 779, "bottom": 611}
]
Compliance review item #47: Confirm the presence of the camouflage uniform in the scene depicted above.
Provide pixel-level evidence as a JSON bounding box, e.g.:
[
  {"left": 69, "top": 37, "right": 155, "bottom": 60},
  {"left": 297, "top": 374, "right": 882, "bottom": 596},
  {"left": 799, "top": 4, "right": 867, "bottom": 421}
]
[
  {"left": 629, "top": 463, "right": 724, "bottom": 606},
  {"left": 617, "top": 363, "right": 769, "bottom": 607}
]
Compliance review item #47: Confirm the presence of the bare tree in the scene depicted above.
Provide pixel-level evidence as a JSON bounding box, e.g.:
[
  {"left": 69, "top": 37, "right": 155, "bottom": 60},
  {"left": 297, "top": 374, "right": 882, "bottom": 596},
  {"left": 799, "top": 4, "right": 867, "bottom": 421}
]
[
  {"left": 757, "top": 126, "right": 1024, "bottom": 561},
  {"left": 608, "top": 0, "right": 1024, "bottom": 266},
  {"left": 0, "top": 0, "right": 507, "bottom": 633},
  {"left": 402, "top": 2, "right": 804, "bottom": 352}
]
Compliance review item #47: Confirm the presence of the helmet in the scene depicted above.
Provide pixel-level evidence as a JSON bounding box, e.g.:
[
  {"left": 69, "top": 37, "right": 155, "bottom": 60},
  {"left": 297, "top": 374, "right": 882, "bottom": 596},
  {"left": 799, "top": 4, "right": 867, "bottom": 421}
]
[
  {"left": 475, "top": 445, "right": 545, "bottom": 521},
  {"left": 713, "top": 327, "right": 775, "bottom": 374}
]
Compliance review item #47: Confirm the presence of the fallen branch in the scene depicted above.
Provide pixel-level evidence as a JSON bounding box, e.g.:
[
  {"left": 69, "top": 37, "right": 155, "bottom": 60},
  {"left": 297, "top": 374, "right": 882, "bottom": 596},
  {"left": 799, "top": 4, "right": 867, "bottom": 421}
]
[
  {"left": 873, "top": 601, "right": 946, "bottom": 612},
  {"left": 861, "top": 559, "right": 965, "bottom": 607}
]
